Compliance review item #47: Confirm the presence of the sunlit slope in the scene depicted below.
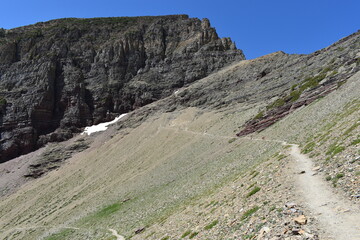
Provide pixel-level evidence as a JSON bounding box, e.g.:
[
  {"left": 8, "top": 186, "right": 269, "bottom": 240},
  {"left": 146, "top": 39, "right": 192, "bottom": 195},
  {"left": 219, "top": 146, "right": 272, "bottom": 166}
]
[
  {"left": 1, "top": 70, "right": 358, "bottom": 239},
  {"left": 128, "top": 62, "right": 360, "bottom": 240},
  {"left": 0, "top": 31, "right": 359, "bottom": 239},
  {"left": 0, "top": 107, "right": 281, "bottom": 239}
]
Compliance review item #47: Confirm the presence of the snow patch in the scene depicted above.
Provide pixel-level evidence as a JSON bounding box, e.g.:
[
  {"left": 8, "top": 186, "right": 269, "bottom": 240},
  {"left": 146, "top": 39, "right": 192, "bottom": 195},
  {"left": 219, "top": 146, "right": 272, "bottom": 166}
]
[{"left": 82, "top": 113, "right": 127, "bottom": 136}]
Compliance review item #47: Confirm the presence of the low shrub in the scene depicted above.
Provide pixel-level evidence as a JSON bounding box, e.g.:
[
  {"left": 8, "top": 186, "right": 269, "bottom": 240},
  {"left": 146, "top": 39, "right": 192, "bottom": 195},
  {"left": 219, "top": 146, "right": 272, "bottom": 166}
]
[
  {"left": 204, "top": 220, "right": 218, "bottom": 230},
  {"left": 189, "top": 232, "right": 198, "bottom": 239},
  {"left": 246, "top": 186, "right": 261, "bottom": 198},
  {"left": 241, "top": 206, "right": 260, "bottom": 220},
  {"left": 181, "top": 230, "right": 192, "bottom": 238}
]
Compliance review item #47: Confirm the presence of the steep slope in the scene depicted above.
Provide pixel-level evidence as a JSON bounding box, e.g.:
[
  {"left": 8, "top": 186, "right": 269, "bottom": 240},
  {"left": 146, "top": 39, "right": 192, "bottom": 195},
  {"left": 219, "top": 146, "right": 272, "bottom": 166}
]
[
  {"left": 0, "top": 24, "right": 359, "bottom": 240},
  {"left": 0, "top": 15, "right": 244, "bottom": 162}
]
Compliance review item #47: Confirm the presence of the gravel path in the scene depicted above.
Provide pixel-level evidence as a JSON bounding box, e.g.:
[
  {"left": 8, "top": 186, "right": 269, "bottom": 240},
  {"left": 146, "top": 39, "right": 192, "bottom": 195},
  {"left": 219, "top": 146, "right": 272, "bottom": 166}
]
[
  {"left": 152, "top": 125, "right": 360, "bottom": 239},
  {"left": 289, "top": 144, "right": 360, "bottom": 240}
]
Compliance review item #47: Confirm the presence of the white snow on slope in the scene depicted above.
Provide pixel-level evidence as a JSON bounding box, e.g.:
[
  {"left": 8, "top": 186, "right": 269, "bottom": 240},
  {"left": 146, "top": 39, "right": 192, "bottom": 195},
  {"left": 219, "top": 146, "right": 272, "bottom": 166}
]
[{"left": 82, "top": 113, "right": 127, "bottom": 136}]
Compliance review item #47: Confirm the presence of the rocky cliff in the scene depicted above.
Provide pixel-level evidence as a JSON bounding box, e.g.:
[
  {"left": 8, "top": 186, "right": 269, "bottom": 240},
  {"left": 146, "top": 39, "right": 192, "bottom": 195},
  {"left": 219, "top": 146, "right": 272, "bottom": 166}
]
[
  {"left": 122, "top": 31, "right": 359, "bottom": 140},
  {"left": 0, "top": 15, "right": 245, "bottom": 162}
]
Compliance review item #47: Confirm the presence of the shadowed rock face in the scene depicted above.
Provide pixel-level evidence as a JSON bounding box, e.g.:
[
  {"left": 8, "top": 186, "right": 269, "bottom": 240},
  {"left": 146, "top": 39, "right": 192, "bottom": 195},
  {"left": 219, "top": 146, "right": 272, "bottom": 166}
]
[{"left": 0, "top": 15, "right": 245, "bottom": 162}]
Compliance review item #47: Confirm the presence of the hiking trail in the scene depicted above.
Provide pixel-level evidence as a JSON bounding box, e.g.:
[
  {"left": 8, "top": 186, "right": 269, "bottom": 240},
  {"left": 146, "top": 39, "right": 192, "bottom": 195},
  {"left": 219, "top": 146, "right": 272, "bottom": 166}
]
[
  {"left": 162, "top": 125, "right": 360, "bottom": 239},
  {"left": 109, "top": 228, "right": 125, "bottom": 240},
  {"left": 288, "top": 144, "right": 360, "bottom": 240}
]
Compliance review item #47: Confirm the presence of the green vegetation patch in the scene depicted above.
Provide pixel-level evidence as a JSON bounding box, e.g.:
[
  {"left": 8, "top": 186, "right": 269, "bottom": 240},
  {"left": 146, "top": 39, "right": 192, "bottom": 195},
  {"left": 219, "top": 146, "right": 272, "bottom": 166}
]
[
  {"left": 267, "top": 98, "right": 286, "bottom": 110},
  {"left": 250, "top": 171, "right": 259, "bottom": 179},
  {"left": 181, "top": 230, "right": 192, "bottom": 238},
  {"left": 247, "top": 182, "right": 256, "bottom": 190},
  {"left": 269, "top": 205, "right": 276, "bottom": 212},
  {"left": 299, "top": 74, "right": 325, "bottom": 91},
  {"left": 254, "top": 68, "right": 334, "bottom": 119},
  {"left": 301, "top": 142, "right": 316, "bottom": 154},
  {"left": 44, "top": 229, "right": 75, "bottom": 240},
  {"left": 288, "top": 90, "right": 301, "bottom": 102},
  {"left": 189, "top": 232, "right": 199, "bottom": 238},
  {"left": 343, "top": 122, "right": 360, "bottom": 136},
  {"left": 94, "top": 202, "right": 123, "bottom": 219},
  {"left": 204, "top": 220, "right": 218, "bottom": 230},
  {"left": 335, "top": 173, "right": 345, "bottom": 179},
  {"left": 326, "top": 144, "right": 345, "bottom": 156},
  {"left": 241, "top": 206, "right": 260, "bottom": 220},
  {"left": 291, "top": 84, "right": 298, "bottom": 91},
  {"left": 277, "top": 153, "right": 286, "bottom": 160},
  {"left": 350, "top": 138, "right": 360, "bottom": 146},
  {"left": 254, "top": 111, "right": 264, "bottom": 120},
  {"left": 80, "top": 201, "right": 125, "bottom": 224},
  {"left": 243, "top": 234, "right": 255, "bottom": 239},
  {"left": 321, "top": 66, "right": 333, "bottom": 73},
  {"left": 246, "top": 186, "right": 261, "bottom": 198},
  {"left": 332, "top": 172, "right": 345, "bottom": 187}
]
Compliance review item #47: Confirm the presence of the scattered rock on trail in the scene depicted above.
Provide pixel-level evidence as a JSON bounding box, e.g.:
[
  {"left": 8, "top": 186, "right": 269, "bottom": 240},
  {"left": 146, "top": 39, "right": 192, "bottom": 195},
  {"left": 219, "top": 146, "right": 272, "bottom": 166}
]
[
  {"left": 312, "top": 166, "right": 321, "bottom": 171},
  {"left": 294, "top": 215, "right": 308, "bottom": 225},
  {"left": 257, "top": 226, "right": 270, "bottom": 239},
  {"left": 285, "top": 202, "right": 297, "bottom": 208}
]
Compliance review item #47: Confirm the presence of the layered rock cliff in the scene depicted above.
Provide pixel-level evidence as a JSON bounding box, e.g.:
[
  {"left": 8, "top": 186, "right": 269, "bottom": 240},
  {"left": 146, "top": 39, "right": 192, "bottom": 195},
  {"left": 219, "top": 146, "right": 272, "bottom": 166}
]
[{"left": 0, "top": 15, "right": 245, "bottom": 162}]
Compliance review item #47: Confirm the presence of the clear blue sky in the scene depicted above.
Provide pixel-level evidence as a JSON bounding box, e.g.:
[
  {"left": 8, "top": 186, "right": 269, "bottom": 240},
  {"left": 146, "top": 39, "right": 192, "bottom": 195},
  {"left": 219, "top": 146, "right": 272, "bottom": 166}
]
[{"left": 1, "top": 0, "right": 359, "bottom": 59}]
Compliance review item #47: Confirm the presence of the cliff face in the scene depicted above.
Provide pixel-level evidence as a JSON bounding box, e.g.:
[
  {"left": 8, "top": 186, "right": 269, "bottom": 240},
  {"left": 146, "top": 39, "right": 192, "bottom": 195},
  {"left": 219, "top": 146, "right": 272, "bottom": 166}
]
[{"left": 0, "top": 15, "right": 245, "bottom": 162}]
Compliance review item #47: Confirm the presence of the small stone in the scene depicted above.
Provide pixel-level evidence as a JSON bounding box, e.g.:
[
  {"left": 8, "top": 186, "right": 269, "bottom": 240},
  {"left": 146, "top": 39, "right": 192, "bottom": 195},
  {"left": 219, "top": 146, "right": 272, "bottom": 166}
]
[
  {"left": 299, "top": 170, "right": 306, "bottom": 174},
  {"left": 312, "top": 166, "right": 321, "bottom": 171},
  {"left": 257, "top": 227, "right": 270, "bottom": 240},
  {"left": 294, "top": 215, "right": 307, "bottom": 225},
  {"left": 289, "top": 208, "right": 297, "bottom": 213},
  {"left": 291, "top": 228, "right": 301, "bottom": 235},
  {"left": 298, "top": 229, "right": 306, "bottom": 235},
  {"left": 285, "top": 202, "right": 297, "bottom": 208}
]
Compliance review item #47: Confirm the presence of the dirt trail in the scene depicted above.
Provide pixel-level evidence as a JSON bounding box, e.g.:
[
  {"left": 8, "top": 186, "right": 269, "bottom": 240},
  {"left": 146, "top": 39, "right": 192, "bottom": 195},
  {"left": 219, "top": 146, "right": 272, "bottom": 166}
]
[
  {"left": 3, "top": 122, "right": 358, "bottom": 239},
  {"left": 108, "top": 228, "right": 125, "bottom": 240},
  {"left": 160, "top": 126, "right": 234, "bottom": 139},
  {"left": 289, "top": 144, "right": 360, "bottom": 240},
  {"left": 158, "top": 125, "right": 360, "bottom": 239}
]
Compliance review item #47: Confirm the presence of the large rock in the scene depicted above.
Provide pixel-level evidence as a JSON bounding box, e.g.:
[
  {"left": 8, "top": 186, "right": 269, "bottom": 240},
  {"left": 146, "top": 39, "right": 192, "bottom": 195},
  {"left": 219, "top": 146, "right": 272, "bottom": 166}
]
[{"left": 0, "top": 15, "right": 245, "bottom": 162}]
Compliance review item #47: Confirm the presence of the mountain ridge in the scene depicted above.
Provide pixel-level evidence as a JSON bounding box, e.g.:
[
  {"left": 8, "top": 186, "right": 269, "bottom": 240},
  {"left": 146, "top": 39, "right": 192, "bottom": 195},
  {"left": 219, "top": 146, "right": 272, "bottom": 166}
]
[
  {"left": 0, "top": 16, "right": 359, "bottom": 240},
  {"left": 0, "top": 15, "right": 244, "bottom": 162}
]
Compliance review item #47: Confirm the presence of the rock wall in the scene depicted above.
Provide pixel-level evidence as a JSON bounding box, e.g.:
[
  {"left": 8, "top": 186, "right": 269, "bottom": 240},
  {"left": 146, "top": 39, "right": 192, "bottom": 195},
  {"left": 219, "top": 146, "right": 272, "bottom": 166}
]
[{"left": 0, "top": 15, "right": 245, "bottom": 162}]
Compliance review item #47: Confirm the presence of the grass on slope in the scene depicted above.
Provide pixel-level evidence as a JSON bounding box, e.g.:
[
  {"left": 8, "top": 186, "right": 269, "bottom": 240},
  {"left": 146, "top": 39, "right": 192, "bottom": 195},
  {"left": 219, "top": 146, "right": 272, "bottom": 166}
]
[{"left": 0, "top": 107, "right": 282, "bottom": 240}]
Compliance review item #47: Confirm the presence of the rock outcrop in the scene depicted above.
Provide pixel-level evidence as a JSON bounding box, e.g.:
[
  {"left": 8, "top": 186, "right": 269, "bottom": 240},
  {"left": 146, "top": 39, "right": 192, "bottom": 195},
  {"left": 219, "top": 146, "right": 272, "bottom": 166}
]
[{"left": 0, "top": 15, "right": 245, "bottom": 162}]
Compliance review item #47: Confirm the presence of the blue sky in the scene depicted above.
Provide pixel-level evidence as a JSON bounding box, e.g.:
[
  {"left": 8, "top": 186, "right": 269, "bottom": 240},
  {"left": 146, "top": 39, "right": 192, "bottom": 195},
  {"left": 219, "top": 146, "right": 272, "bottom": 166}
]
[{"left": 1, "top": 0, "right": 359, "bottom": 59}]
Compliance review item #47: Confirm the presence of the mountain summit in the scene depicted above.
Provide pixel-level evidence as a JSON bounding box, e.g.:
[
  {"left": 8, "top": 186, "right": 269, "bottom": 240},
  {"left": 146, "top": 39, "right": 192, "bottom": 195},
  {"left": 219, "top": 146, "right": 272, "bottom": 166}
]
[
  {"left": 0, "top": 15, "right": 244, "bottom": 162},
  {"left": 0, "top": 16, "right": 359, "bottom": 240}
]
